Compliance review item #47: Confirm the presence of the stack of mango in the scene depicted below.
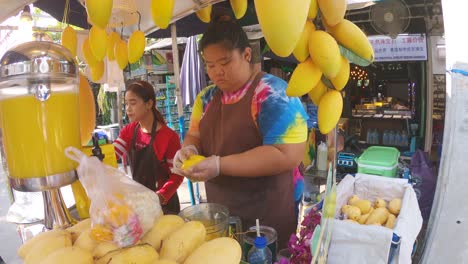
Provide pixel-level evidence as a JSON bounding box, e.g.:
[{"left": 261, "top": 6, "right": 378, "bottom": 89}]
[
  {"left": 254, "top": 0, "right": 374, "bottom": 134},
  {"left": 340, "top": 195, "right": 402, "bottom": 229},
  {"left": 17, "top": 215, "right": 241, "bottom": 264}
]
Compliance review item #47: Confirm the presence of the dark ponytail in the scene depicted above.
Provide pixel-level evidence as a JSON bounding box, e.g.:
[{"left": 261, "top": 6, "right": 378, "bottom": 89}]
[
  {"left": 126, "top": 80, "right": 166, "bottom": 125},
  {"left": 199, "top": 8, "right": 251, "bottom": 53}
]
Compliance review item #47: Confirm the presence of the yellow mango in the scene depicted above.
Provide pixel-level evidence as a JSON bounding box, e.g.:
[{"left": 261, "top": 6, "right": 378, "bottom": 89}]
[
  {"left": 18, "top": 229, "right": 70, "bottom": 259},
  {"left": 308, "top": 0, "right": 318, "bottom": 19},
  {"left": 61, "top": 26, "right": 77, "bottom": 57},
  {"left": 107, "top": 32, "right": 120, "bottom": 61},
  {"left": 327, "top": 19, "right": 375, "bottom": 63},
  {"left": 286, "top": 58, "right": 322, "bottom": 97},
  {"left": 24, "top": 232, "right": 72, "bottom": 264},
  {"left": 108, "top": 244, "right": 158, "bottom": 264},
  {"left": 67, "top": 217, "right": 92, "bottom": 242},
  {"left": 347, "top": 194, "right": 360, "bottom": 205},
  {"left": 230, "top": 0, "right": 248, "bottom": 19},
  {"left": 308, "top": 30, "right": 341, "bottom": 78},
  {"left": 385, "top": 214, "right": 397, "bottom": 229},
  {"left": 308, "top": 80, "right": 328, "bottom": 105},
  {"left": 141, "top": 215, "right": 185, "bottom": 251},
  {"left": 115, "top": 40, "right": 128, "bottom": 70},
  {"left": 160, "top": 221, "right": 206, "bottom": 263},
  {"left": 341, "top": 204, "right": 352, "bottom": 215},
  {"left": 85, "top": 0, "right": 113, "bottom": 28},
  {"left": 151, "top": 0, "right": 175, "bottom": 29},
  {"left": 153, "top": 260, "right": 177, "bottom": 264},
  {"left": 350, "top": 199, "right": 372, "bottom": 214},
  {"left": 40, "top": 246, "right": 93, "bottom": 264},
  {"left": 388, "top": 198, "right": 402, "bottom": 215},
  {"left": 93, "top": 241, "right": 119, "bottom": 258},
  {"left": 254, "top": 0, "right": 310, "bottom": 57},
  {"left": 374, "top": 198, "right": 387, "bottom": 208},
  {"left": 317, "top": 90, "right": 343, "bottom": 134},
  {"left": 329, "top": 56, "right": 350, "bottom": 91},
  {"left": 344, "top": 205, "right": 361, "bottom": 221},
  {"left": 358, "top": 212, "right": 370, "bottom": 224},
  {"left": 365, "top": 207, "right": 389, "bottom": 225},
  {"left": 82, "top": 38, "right": 99, "bottom": 68},
  {"left": 90, "top": 60, "right": 105, "bottom": 82},
  {"left": 184, "top": 237, "right": 242, "bottom": 264},
  {"left": 74, "top": 229, "right": 99, "bottom": 252},
  {"left": 128, "top": 31, "right": 146, "bottom": 64},
  {"left": 182, "top": 155, "right": 206, "bottom": 170},
  {"left": 89, "top": 26, "right": 107, "bottom": 61},
  {"left": 196, "top": 5, "right": 212, "bottom": 23},
  {"left": 317, "top": 0, "right": 346, "bottom": 26},
  {"left": 293, "top": 21, "right": 316, "bottom": 62}
]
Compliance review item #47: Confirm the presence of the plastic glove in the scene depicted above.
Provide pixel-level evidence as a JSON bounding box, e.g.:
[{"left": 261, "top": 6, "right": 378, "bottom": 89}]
[
  {"left": 184, "top": 155, "right": 220, "bottom": 182},
  {"left": 173, "top": 145, "right": 198, "bottom": 170}
]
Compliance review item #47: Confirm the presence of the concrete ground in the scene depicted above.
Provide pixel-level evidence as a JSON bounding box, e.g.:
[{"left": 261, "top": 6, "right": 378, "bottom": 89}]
[{"left": 0, "top": 160, "right": 206, "bottom": 264}]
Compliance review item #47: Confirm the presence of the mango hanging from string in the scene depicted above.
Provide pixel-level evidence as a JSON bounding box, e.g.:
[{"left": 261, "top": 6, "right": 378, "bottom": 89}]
[
  {"left": 85, "top": 0, "right": 113, "bottom": 28},
  {"left": 196, "top": 5, "right": 212, "bottom": 23},
  {"left": 128, "top": 12, "right": 146, "bottom": 64},
  {"left": 151, "top": 0, "right": 175, "bottom": 29}
]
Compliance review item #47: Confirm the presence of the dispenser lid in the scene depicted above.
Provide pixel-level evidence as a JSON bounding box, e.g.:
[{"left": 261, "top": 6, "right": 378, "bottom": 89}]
[{"left": 0, "top": 41, "right": 77, "bottom": 79}]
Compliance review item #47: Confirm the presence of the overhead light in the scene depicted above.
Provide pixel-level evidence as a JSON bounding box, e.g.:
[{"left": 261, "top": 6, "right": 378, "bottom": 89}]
[{"left": 18, "top": 5, "right": 33, "bottom": 42}]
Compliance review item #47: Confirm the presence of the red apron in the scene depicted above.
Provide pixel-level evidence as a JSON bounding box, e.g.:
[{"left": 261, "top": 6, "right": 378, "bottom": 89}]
[{"left": 199, "top": 72, "right": 296, "bottom": 248}]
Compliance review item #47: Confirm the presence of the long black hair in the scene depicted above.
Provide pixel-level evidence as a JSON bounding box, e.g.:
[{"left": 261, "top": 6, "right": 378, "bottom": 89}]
[
  {"left": 126, "top": 80, "right": 166, "bottom": 125},
  {"left": 198, "top": 8, "right": 251, "bottom": 53}
]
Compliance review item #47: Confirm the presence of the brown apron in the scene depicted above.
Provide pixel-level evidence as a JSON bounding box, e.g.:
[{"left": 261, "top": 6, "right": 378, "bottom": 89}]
[
  {"left": 129, "top": 121, "right": 180, "bottom": 214},
  {"left": 199, "top": 72, "right": 296, "bottom": 248}
]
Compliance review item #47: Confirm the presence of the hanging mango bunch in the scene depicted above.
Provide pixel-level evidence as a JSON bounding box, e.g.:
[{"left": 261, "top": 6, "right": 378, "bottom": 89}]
[{"left": 252, "top": 0, "right": 374, "bottom": 134}]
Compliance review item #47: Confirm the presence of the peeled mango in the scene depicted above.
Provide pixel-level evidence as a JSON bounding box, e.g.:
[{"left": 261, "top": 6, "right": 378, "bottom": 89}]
[
  {"left": 317, "top": 0, "right": 346, "bottom": 26},
  {"left": 182, "top": 155, "right": 206, "bottom": 170},
  {"left": 317, "top": 90, "right": 343, "bottom": 134},
  {"left": 85, "top": 0, "right": 113, "bottom": 28},
  {"left": 115, "top": 40, "right": 128, "bottom": 70},
  {"left": 254, "top": 0, "right": 310, "bottom": 57},
  {"left": 286, "top": 58, "right": 322, "bottom": 97},
  {"left": 159, "top": 221, "right": 207, "bottom": 263},
  {"left": 184, "top": 237, "right": 242, "bottom": 264},
  {"left": 388, "top": 198, "right": 402, "bottom": 215},
  {"left": 107, "top": 32, "right": 120, "bottom": 61},
  {"left": 329, "top": 56, "right": 350, "bottom": 91},
  {"left": 67, "top": 217, "right": 92, "bottom": 242},
  {"left": 61, "top": 26, "right": 77, "bottom": 57},
  {"left": 385, "top": 214, "right": 397, "bottom": 229},
  {"left": 24, "top": 232, "right": 72, "bottom": 264},
  {"left": 40, "top": 247, "right": 93, "bottom": 264},
  {"left": 18, "top": 229, "right": 70, "bottom": 259},
  {"left": 365, "top": 207, "right": 390, "bottom": 225},
  {"left": 93, "top": 242, "right": 119, "bottom": 259},
  {"left": 327, "top": 19, "right": 375, "bottom": 63},
  {"left": 230, "top": 0, "right": 248, "bottom": 19},
  {"left": 89, "top": 26, "right": 107, "bottom": 61},
  {"left": 82, "top": 38, "right": 99, "bottom": 68},
  {"left": 308, "top": 30, "right": 341, "bottom": 78},
  {"left": 293, "top": 21, "right": 316, "bottom": 63},
  {"left": 74, "top": 229, "right": 99, "bottom": 252},
  {"left": 141, "top": 215, "right": 185, "bottom": 251},
  {"left": 151, "top": 0, "right": 175, "bottom": 29},
  {"left": 308, "top": 80, "right": 327, "bottom": 105},
  {"left": 196, "top": 5, "right": 212, "bottom": 23},
  {"left": 128, "top": 30, "right": 146, "bottom": 64},
  {"left": 107, "top": 244, "right": 158, "bottom": 264}
]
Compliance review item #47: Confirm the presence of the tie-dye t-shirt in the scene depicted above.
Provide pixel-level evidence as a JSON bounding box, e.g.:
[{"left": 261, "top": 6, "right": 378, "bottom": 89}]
[{"left": 188, "top": 73, "right": 308, "bottom": 145}]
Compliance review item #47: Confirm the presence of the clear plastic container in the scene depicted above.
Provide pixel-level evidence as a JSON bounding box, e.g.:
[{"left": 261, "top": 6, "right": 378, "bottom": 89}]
[{"left": 247, "top": 236, "right": 273, "bottom": 264}]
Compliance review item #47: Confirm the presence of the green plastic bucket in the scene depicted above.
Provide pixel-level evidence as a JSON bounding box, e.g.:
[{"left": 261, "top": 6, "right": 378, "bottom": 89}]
[{"left": 356, "top": 146, "right": 400, "bottom": 177}]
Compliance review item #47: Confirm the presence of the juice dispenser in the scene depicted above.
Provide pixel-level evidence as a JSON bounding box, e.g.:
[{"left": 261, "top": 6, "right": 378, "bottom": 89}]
[{"left": 0, "top": 42, "right": 81, "bottom": 229}]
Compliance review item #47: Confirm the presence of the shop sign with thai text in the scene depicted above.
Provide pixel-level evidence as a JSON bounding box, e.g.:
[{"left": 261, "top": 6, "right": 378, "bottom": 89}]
[{"left": 368, "top": 34, "right": 427, "bottom": 62}]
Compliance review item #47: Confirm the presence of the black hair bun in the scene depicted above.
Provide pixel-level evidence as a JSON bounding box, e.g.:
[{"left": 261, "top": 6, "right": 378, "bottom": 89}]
[{"left": 211, "top": 7, "right": 234, "bottom": 23}]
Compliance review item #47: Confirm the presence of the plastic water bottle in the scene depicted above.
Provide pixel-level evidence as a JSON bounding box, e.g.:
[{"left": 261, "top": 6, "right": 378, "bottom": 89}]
[
  {"left": 388, "top": 130, "right": 395, "bottom": 146},
  {"left": 395, "top": 131, "right": 402, "bottom": 146},
  {"left": 374, "top": 129, "right": 380, "bottom": 144},
  {"left": 247, "top": 236, "right": 273, "bottom": 264},
  {"left": 383, "top": 130, "right": 389, "bottom": 145},
  {"left": 317, "top": 142, "right": 328, "bottom": 171},
  {"left": 366, "top": 129, "right": 372, "bottom": 144},
  {"left": 401, "top": 131, "right": 408, "bottom": 147}
]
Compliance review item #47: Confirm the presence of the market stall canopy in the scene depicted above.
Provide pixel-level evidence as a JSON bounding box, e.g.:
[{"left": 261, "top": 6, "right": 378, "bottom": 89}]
[{"left": 1, "top": 0, "right": 380, "bottom": 37}]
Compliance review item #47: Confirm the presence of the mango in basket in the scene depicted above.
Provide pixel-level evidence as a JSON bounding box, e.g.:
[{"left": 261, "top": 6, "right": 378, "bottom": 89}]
[{"left": 182, "top": 155, "right": 206, "bottom": 170}]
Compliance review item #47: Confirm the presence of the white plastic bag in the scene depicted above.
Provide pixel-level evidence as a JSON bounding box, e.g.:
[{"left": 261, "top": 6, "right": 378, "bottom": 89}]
[{"left": 65, "top": 147, "right": 163, "bottom": 247}]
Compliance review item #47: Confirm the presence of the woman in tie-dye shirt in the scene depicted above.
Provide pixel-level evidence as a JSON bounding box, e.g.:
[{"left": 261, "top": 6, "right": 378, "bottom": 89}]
[{"left": 172, "top": 10, "right": 308, "bottom": 248}]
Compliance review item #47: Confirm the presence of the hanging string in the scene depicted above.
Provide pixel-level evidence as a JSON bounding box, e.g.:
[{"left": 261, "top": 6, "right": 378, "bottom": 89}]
[
  {"left": 136, "top": 11, "right": 142, "bottom": 31},
  {"left": 120, "top": 22, "right": 124, "bottom": 38},
  {"left": 62, "top": 0, "right": 70, "bottom": 26}
]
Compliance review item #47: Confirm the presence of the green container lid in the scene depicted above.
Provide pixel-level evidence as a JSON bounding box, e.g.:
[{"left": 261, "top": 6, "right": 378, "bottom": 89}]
[{"left": 356, "top": 146, "right": 400, "bottom": 168}]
